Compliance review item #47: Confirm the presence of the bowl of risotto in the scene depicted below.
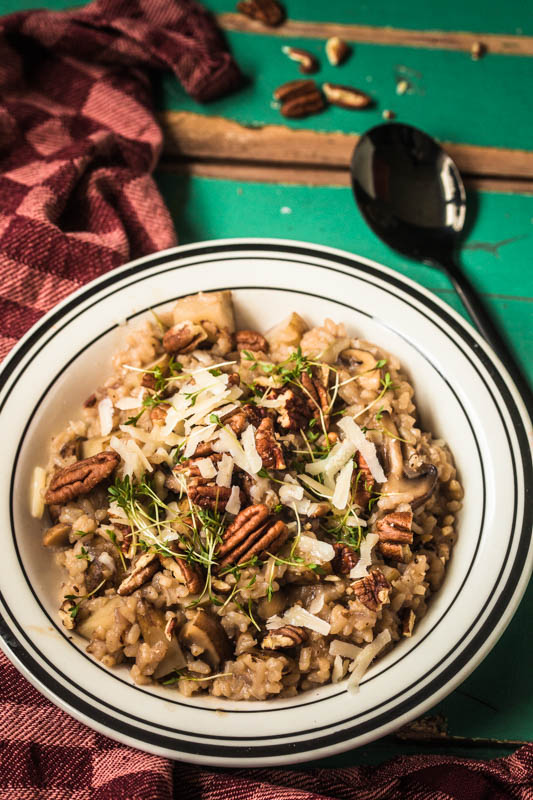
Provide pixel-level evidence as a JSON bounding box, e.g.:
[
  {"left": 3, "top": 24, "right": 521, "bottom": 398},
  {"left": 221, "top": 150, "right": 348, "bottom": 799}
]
[{"left": 1, "top": 239, "right": 531, "bottom": 765}]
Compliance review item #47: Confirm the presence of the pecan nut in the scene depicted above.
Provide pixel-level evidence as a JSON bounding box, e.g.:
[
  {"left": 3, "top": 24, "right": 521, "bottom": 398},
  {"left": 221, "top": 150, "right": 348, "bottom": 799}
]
[
  {"left": 262, "top": 625, "right": 307, "bottom": 649},
  {"left": 352, "top": 452, "right": 374, "bottom": 510},
  {"left": 325, "top": 36, "right": 351, "bottom": 66},
  {"left": 217, "top": 503, "right": 289, "bottom": 566},
  {"left": 255, "top": 417, "right": 286, "bottom": 470},
  {"left": 376, "top": 511, "right": 413, "bottom": 543},
  {"left": 45, "top": 451, "right": 120, "bottom": 505},
  {"left": 117, "top": 551, "right": 159, "bottom": 596},
  {"left": 352, "top": 568, "right": 390, "bottom": 611},
  {"left": 163, "top": 321, "right": 207, "bottom": 354},
  {"left": 274, "top": 79, "right": 325, "bottom": 119},
  {"left": 223, "top": 403, "right": 265, "bottom": 435},
  {"left": 273, "top": 387, "right": 313, "bottom": 431},
  {"left": 188, "top": 484, "right": 235, "bottom": 512},
  {"left": 236, "top": 0, "right": 285, "bottom": 26},
  {"left": 159, "top": 555, "right": 203, "bottom": 594},
  {"left": 282, "top": 46, "right": 319, "bottom": 74},
  {"left": 300, "top": 371, "right": 330, "bottom": 430},
  {"left": 150, "top": 402, "right": 170, "bottom": 423},
  {"left": 236, "top": 329, "right": 269, "bottom": 353},
  {"left": 323, "top": 82, "right": 373, "bottom": 109},
  {"left": 378, "top": 541, "right": 412, "bottom": 563},
  {"left": 331, "top": 542, "right": 359, "bottom": 575}
]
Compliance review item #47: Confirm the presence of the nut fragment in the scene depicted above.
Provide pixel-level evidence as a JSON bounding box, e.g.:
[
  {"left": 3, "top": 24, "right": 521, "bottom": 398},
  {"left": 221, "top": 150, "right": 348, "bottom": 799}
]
[
  {"left": 352, "top": 452, "right": 374, "bottom": 510},
  {"left": 325, "top": 36, "right": 351, "bottom": 66},
  {"left": 236, "top": 0, "right": 284, "bottom": 26},
  {"left": 378, "top": 541, "right": 412, "bottom": 563},
  {"left": 376, "top": 511, "right": 413, "bottom": 543},
  {"left": 300, "top": 370, "right": 330, "bottom": 430},
  {"left": 274, "top": 79, "right": 325, "bottom": 119},
  {"left": 224, "top": 403, "right": 265, "bottom": 435},
  {"left": 188, "top": 484, "right": 235, "bottom": 512},
  {"left": 282, "top": 46, "right": 319, "bottom": 74},
  {"left": 236, "top": 329, "right": 269, "bottom": 352},
  {"left": 262, "top": 625, "right": 307, "bottom": 649},
  {"left": 159, "top": 555, "right": 203, "bottom": 594},
  {"left": 323, "top": 82, "right": 372, "bottom": 109},
  {"left": 45, "top": 451, "right": 120, "bottom": 505},
  {"left": 42, "top": 523, "right": 71, "bottom": 547},
  {"left": 382, "top": 109, "right": 395, "bottom": 120},
  {"left": 273, "top": 386, "right": 313, "bottom": 431},
  {"left": 331, "top": 542, "right": 359, "bottom": 575},
  {"left": 352, "top": 568, "right": 390, "bottom": 611},
  {"left": 471, "top": 41, "right": 486, "bottom": 60},
  {"left": 255, "top": 417, "right": 286, "bottom": 470},
  {"left": 163, "top": 320, "right": 207, "bottom": 354},
  {"left": 150, "top": 403, "right": 170, "bottom": 423},
  {"left": 401, "top": 608, "right": 416, "bottom": 637},
  {"left": 117, "top": 552, "right": 159, "bottom": 596},
  {"left": 217, "top": 503, "right": 289, "bottom": 566}
]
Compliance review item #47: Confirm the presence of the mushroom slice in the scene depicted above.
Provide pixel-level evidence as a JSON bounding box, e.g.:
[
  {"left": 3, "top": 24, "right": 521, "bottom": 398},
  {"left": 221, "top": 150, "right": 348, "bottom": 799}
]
[
  {"left": 179, "top": 609, "right": 231, "bottom": 669},
  {"left": 380, "top": 412, "right": 438, "bottom": 510},
  {"left": 340, "top": 348, "right": 381, "bottom": 391},
  {"left": 42, "top": 523, "right": 71, "bottom": 547},
  {"left": 171, "top": 290, "right": 235, "bottom": 333},
  {"left": 77, "top": 596, "right": 124, "bottom": 640}
]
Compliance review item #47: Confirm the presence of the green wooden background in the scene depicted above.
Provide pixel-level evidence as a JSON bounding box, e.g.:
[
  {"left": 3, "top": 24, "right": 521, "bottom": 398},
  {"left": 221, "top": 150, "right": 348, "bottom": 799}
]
[{"left": 3, "top": 0, "right": 533, "bottom": 766}]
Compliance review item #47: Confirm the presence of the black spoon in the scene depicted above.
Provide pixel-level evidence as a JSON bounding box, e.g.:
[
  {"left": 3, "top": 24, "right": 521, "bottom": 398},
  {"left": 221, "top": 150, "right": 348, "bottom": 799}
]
[{"left": 350, "top": 122, "right": 532, "bottom": 412}]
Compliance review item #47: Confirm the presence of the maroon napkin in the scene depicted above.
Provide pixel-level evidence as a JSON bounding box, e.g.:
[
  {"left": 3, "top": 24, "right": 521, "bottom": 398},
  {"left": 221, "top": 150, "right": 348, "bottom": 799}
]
[
  {"left": 0, "top": 1, "right": 532, "bottom": 797},
  {"left": 0, "top": 0, "right": 241, "bottom": 360}
]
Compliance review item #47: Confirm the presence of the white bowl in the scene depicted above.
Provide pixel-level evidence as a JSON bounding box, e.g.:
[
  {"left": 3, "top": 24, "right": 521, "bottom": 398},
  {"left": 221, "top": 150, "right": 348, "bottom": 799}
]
[{"left": 1, "top": 239, "right": 531, "bottom": 765}]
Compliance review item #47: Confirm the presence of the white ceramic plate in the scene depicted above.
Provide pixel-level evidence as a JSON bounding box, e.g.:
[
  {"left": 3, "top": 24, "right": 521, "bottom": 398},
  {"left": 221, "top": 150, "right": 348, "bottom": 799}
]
[{"left": 1, "top": 239, "right": 531, "bottom": 766}]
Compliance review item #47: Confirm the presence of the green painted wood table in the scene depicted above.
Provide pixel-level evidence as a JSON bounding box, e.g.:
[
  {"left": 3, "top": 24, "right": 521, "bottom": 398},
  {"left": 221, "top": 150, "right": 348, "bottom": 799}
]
[{"left": 5, "top": 0, "right": 533, "bottom": 769}]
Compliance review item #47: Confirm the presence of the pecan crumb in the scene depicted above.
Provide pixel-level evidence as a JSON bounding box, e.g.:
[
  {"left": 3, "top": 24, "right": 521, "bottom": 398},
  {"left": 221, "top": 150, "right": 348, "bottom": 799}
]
[
  {"left": 255, "top": 417, "right": 286, "bottom": 470},
  {"left": 236, "top": 0, "right": 285, "bottom": 26},
  {"left": 352, "top": 569, "right": 391, "bottom": 611},
  {"left": 262, "top": 625, "right": 307, "bottom": 649}
]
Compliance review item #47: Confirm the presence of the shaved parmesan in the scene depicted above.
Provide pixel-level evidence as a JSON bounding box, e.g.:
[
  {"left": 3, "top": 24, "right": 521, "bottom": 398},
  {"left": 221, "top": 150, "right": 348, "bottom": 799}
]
[
  {"left": 332, "top": 458, "right": 354, "bottom": 510},
  {"left": 308, "top": 590, "right": 325, "bottom": 615},
  {"left": 98, "top": 551, "right": 116, "bottom": 573},
  {"left": 279, "top": 482, "right": 304, "bottom": 505},
  {"left": 346, "top": 514, "right": 367, "bottom": 528},
  {"left": 347, "top": 630, "right": 391, "bottom": 694},
  {"left": 183, "top": 423, "right": 217, "bottom": 458},
  {"left": 212, "top": 429, "right": 248, "bottom": 472},
  {"left": 338, "top": 417, "right": 387, "bottom": 483},
  {"left": 349, "top": 533, "right": 379, "bottom": 580},
  {"left": 30, "top": 466, "right": 46, "bottom": 518},
  {"left": 296, "top": 534, "right": 335, "bottom": 563},
  {"left": 241, "top": 424, "right": 262, "bottom": 474},
  {"left": 268, "top": 606, "right": 331, "bottom": 636},
  {"left": 332, "top": 655, "right": 345, "bottom": 683},
  {"left": 305, "top": 439, "right": 355, "bottom": 477},
  {"left": 196, "top": 458, "right": 217, "bottom": 479},
  {"left": 226, "top": 486, "right": 241, "bottom": 515},
  {"left": 257, "top": 396, "right": 286, "bottom": 409},
  {"left": 215, "top": 453, "right": 234, "bottom": 487},
  {"left": 115, "top": 395, "right": 143, "bottom": 410},
  {"left": 110, "top": 435, "right": 153, "bottom": 481},
  {"left": 329, "top": 640, "right": 362, "bottom": 660},
  {"left": 98, "top": 396, "right": 114, "bottom": 436},
  {"left": 297, "top": 474, "right": 333, "bottom": 498}
]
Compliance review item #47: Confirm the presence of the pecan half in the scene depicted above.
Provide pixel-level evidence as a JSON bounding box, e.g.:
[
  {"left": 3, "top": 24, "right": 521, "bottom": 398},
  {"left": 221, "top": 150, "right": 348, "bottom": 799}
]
[
  {"left": 352, "top": 569, "right": 390, "bottom": 611},
  {"left": 159, "top": 555, "right": 203, "bottom": 594},
  {"left": 325, "top": 36, "right": 350, "bottom": 66},
  {"left": 331, "top": 542, "right": 359, "bottom": 575},
  {"left": 376, "top": 511, "right": 413, "bottom": 543},
  {"left": 45, "top": 451, "right": 120, "bottom": 504},
  {"left": 188, "top": 484, "right": 234, "bottom": 512},
  {"left": 217, "top": 503, "right": 289, "bottom": 566},
  {"left": 236, "top": 329, "right": 268, "bottom": 353},
  {"left": 163, "top": 321, "right": 207, "bottom": 354},
  {"left": 273, "top": 387, "right": 313, "bottom": 431},
  {"left": 224, "top": 403, "right": 265, "bottom": 435},
  {"left": 300, "top": 371, "right": 330, "bottom": 430},
  {"left": 262, "top": 625, "right": 307, "bottom": 649},
  {"left": 117, "top": 552, "right": 159, "bottom": 596},
  {"left": 236, "top": 0, "right": 285, "bottom": 26},
  {"left": 352, "top": 452, "right": 374, "bottom": 510},
  {"left": 255, "top": 417, "right": 286, "bottom": 470},
  {"left": 274, "top": 79, "right": 325, "bottom": 119},
  {"left": 282, "top": 46, "right": 319, "bottom": 74},
  {"left": 323, "top": 82, "right": 372, "bottom": 109}
]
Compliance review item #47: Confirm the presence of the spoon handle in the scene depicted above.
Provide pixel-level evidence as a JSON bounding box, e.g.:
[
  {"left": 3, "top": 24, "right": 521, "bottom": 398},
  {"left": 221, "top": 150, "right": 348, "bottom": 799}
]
[{"left": 442, "top": 257, "right": 532, "bottom": 413}]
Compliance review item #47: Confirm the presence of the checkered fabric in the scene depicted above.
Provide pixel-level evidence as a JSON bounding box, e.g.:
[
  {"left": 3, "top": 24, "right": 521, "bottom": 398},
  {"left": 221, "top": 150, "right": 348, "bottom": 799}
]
[{"left": 0, "top": 0, "right": 241, "bottom": 360}]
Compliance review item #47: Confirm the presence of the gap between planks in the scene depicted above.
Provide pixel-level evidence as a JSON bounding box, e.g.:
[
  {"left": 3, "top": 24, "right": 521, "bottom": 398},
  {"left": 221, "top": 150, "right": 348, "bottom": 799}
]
[
  {"left": 218, "top": 13, "right": 533, "bottom": 56},
  {"left": 159, "top": 111, "right": 533, "bottom": 186}
]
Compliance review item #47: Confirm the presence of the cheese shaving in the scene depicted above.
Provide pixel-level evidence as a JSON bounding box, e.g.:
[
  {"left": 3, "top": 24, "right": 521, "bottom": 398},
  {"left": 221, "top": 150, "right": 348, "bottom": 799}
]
[
  {"left": 241, "top": 424, "right": 262, "bottom": 474},
  {"left": 279, "top": 482, "right": 304, "bottom": 505},
  {"left": 225, "top": 485, "right": 241, "bottom": 515},
  {"left": 332, "top": 655, "right": 345, "bottom": 683},
  {"left": 296, "top": 534, "right": 335, "bottom": 564},
  {"left": 332, "top": 458, "right": 354, "bottom": 510},
  {"left": 297, "top": 474, "right": 334, "bottom": 498},
  {"left": 183, "top": 423, "right": 217, "bottom": 458},
  {"left": 349, "top": 533, "right": 379, "bottom": 580},
  {"left": 215, "top": 453, "right": 234, "bottom": 487},
  {"left": 196, "top": 458, "right": 217, "bottom": 479},
  {"left": 305, "top": 439, "right": 355, "bottom": 477},
  {"left": 267, "top": 606, "right": 331, "bottom": 636},
  {"left": 329, "top": 640, "right": 362, "bottom": 660},
  {"left": 30, "top": 466, "right": 46, "bottom": 518},
  {"left": 98, "top": 396, "right": 114, "bottom": 436},
  {"left": 114, "top": 395, "right": 143, "bottom": 410},
  {"left": 338, "top": 416, "right": 387, "bottom": 483},
  {"left": 347, "top": 630, "right": 391, "bottom": 694}
]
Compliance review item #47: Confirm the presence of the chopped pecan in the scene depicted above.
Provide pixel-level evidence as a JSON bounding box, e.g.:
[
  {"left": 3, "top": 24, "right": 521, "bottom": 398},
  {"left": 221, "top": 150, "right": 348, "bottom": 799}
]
[
  {"left": 188, "top": 483, "right": 242, "bottom": 512},
  {"left": 192, "top": 441, "right": 215, "bottom": 458},
  {"left": 352, "top": 569, "right": 390, "bottom": 611},
  {"left": 163, "top": 321, "right": 207, "bottom": 354},
  {"left": 282, "top": 46, "right": 319, "bottom": 74},
  {"left": 236, "top": 330, "right": 268, "bottom": 353},
  {"left": 84, "top": 392, "right": 97, "bottom": 408},
  {"left": 217, "top": 503, "right": 289, "bottom": 566},
  {"left": 182, "top": 452, "right": 223, "bottom": 478},
  {"left": 376, "top": 511, "right": 413, "bottom": 543},
  {"left": 331, "top": 542, "right": 359, "bottom": 575},
  {"left": 273, "top": 387, "right": 313, "bottom": 431},
  {"left": 325, "top": 36, "right": 350, "bottom": 66},
  {"left": 236, "top": 0, "right": 285, "bottom": 26},
  {"left": 352, "top": 452, "right": 374, "bottom": 510},
  {"left": 378, "top": 541, "right": 412, "bottom": 563},
  {"left": 262, "top": 625, "right": 307, "bottom": 649},
  {"left": 255, "top": 417, "right": 286, "bottom": 470},
  {"left": 150, "top": 402, "right": 170, "bottom": 423},
  {"left": 274, "top": 79, "right": 325, "bottom": 119},
  {"left": 159, "top": 555, "right": 203, "bottom": 594},
  {"left": 142, "top": 372, "right": 157, "bottom": 390},
  {"left": 117, "top": 551, "right": 159, "bottom": 596},
  {"left": 227, "top": 372, "right": 241, "bottom": 387},
  {"left": 300, "top": 371, "right": 330, "bottom": 430},
  {"left": 45, "top": 451, "right": 120, "bottom": 504},
  {"left": 224, "top": 403, "right": 265, "bottom": 435},
  {"left": 401, "top": 608, "right": 416, "bottom": 638},
  {"left": 323, "top": 83, "right": 373, "bottom": 109}
]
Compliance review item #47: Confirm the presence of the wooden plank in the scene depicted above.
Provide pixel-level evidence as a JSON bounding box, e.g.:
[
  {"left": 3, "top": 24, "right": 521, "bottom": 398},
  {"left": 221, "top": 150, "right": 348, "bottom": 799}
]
[
  {"left": 159, "top": 158, "right": 533, "bottom": 194},
  {"left": 159, "top": 111, "right": 533, "bottom": 180},
  {"left": 218, "top": 13, "right": 533, "bottom": 56}
]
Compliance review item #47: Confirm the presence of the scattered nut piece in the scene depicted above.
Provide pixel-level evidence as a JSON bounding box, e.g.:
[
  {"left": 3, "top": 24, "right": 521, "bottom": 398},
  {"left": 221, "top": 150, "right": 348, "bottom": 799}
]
[
  {"left": 282, "top": 46, "right": 319, "bottom": 74},
  {"left": 323, "top": 82, "right": 372, "bottom": 109},
  {"left": 117, "top": 552, "right": 159, "bottom": 596},
  {"left": 352, "top": 569, "right": 391, "bottom": 611},
  {"left": 236, "top": 329, "right": 268, "bottom": 352},
  {"left": 163, "top": 320, "right": 207, "bottom": 354},
  {"left": 331, "top": 542, "right": 358, "bottom": 574},
  {"left": 471, "top": 41, "right": 486, "bottom": 60},
  {"left": 45, "top": 451, "right": 120, "bottom": 505},
  {"left": 396, "top": 79, "right": 409, "bottom": 95},
  {"left": 262, "top": 625, "right": 307, "bottom": 649},
  {"left": 326, "top": 36, "right": 351, "bottom": 66},
  {"left": 382, "top": 109, "right": 395, "bottom": 120},
  {"left": 236, "top": 0, "right": 284, "bottom": 26}
]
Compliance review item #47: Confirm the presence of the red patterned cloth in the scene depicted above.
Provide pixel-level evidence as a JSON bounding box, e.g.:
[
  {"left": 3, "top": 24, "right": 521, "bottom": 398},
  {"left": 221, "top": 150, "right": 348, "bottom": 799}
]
[
  {"left": 0, "top": 0, "right": 241, "bottom": 360},
  {"left": 0, "top": 1, "right": 532, "bottom": 797}
]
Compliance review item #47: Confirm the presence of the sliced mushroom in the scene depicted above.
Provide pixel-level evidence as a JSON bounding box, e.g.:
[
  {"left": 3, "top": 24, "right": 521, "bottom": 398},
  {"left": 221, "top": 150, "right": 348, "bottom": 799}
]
[
  {"left": 171, "top": 290, "right": 235, "bottom": 333},
  {"left": 179, "top": 609, "right": 231, "bottom": 669},
  {"left": 77, "top": 596, "right": 124, "bottom": 640},
  {"left": 42, "top": 522, "right": 71, "bottom": 547},
  {"left": 341, "top": 348, "right": 381, "bottom": 389},
  {"left": 380, "top": 412, "right": 437, "bottom": 510}
]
